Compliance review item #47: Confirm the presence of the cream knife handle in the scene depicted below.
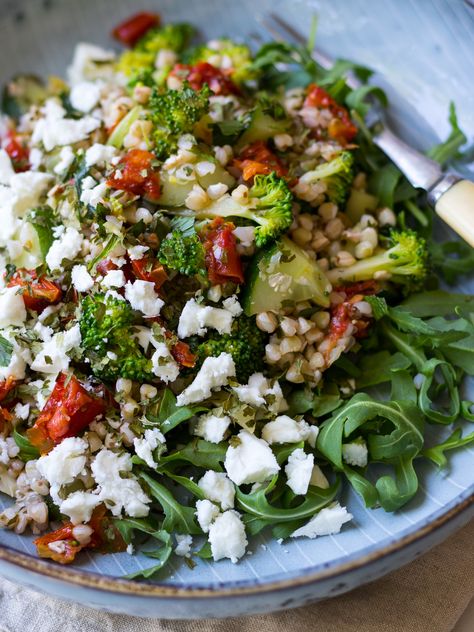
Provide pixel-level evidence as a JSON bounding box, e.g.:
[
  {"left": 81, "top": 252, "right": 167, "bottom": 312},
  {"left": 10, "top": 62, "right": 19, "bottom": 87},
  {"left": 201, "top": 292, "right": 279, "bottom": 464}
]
[{"left": 431, "top": 178, "right": 474, "bottom": 248}]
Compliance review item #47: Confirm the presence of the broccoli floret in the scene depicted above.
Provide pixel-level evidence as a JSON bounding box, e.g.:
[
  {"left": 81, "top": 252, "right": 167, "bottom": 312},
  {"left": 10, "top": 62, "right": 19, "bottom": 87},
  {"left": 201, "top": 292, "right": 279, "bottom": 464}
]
[
  {"left": 182, "top": 38, "right": 257, "bottom": 84},
  {"left": 158, "top": 230, "right": 206, "bottom": 276},
  {"left": 80, "top": 293, "right": 154, "bottom": 382},
  {"left": 149, "top": 83, "right": 211, "bottom": 159},
  {"left": 117, "top": 23, "right": 194, "bottom": 83},
  {"left": 297, "top": 151, "right": 354, "bottom": 205},
  {"left": 327, "top": 229, "right": 429, "bottom": 288},
  {"left": 194, "top": 315, "right": 267, "bottom": 382},
  {"left": 236, "top": 96, "right": 290, "bottom": 150},
  {"left": 194, "top": 172, "right": 293, "bottom": 247}
]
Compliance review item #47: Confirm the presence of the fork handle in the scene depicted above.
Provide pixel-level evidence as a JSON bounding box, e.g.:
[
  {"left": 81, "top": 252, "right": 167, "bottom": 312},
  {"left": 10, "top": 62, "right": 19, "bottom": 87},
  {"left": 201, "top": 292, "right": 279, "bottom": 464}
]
[{"left": 430, "top": 177, "right": 474, "bottom": 248}]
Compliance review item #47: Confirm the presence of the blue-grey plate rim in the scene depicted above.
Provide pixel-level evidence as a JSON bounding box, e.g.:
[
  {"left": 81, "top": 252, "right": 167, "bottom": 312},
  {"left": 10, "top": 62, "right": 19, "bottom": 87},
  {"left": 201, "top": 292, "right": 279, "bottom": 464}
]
[{"left": 0, "top": 491, "right": 472, "bottom": 597}]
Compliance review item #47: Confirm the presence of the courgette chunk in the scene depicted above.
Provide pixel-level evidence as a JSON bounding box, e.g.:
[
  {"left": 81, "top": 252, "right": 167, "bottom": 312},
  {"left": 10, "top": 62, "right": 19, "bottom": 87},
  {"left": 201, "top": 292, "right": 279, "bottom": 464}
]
[{"left": 242, "top": 236, "right": 332, "bottom": 316}]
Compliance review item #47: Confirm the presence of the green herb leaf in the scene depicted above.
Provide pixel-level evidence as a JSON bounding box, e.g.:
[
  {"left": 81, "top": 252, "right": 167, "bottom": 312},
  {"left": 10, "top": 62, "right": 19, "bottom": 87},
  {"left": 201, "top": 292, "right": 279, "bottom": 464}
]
[
  {"left": 13, "top": 429, "right": 40, "bottom": 462},
  {"left": 427, "top": 102, "right": 467, "bottom": 166},
  {"left": 0, "top": 334, "right": 13, "bottom": 367},
  {"left": 140, "top": 472, "right": 202, "bottom": 534},
  {"left": 159, "top": 439, "right": 227, "bottom": 471},
  {"left": 27, "top": 205, "right": 57, "bottom": 259},
  {"left": 401, "top": 291, "right": 474, "bottom": 318},
  {"left": 365, "top": 295, "right": 388, "bottom": 320},
  {"left": 357, "top": 351, "right": 410, "bottom": 388},
  {"left": 422, "top": 428, "right": 474, "bottom": 468}
]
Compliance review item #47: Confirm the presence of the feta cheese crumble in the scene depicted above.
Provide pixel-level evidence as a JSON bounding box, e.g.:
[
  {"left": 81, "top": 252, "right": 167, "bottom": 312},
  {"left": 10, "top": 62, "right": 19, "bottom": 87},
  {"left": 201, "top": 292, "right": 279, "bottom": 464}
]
[
  {"left": 285, "top": 448, "right": 314, "bottom": 495},
  {"left": 195, "top": 499, "right": 220, "bottom": 533},
  {"left": 133, "top": 428, "right": 166, "bottom": 468},
  {"left": 177, "top": 296, "right": 242, "bottom": 338},
  {"left": 176, "top": 353, "right": 236, "bottom": 406},
  {"left": 232, "top": 373, "right": 287, "bottom": 413},
  {"left": 261, "top": 415, "right": 311, "bottom": 445},
  {"left": 30, "top": 324, "right": 82, "bottom": 375},
  {"left": 71, "top": 264, "right": 94, "bottom": 292},
  {"left": 193, "top": 412, "right": 231, "bottom": 443},
  {"left": 0, "top": 287, "right": 27, "bottom": 327},
  {"left": 175, "top": 534, "right": 193, "bottom": 557},
  {"left": 342, "top": 440, "right": 369, "bottom": 468},
  {"left": 46, "top": 226, "right": 83, "bottom": 272},
  {"left": 125, "top": 280, "right": 164, "bottom": 318},
  {"left": 91, "top": 449, "right": 151, "bottom": 517},
  {"left": 208, "top": 510, "right": 248, "bottom": 563},
  {"left": 291, "top": 503, "right": 353, "bottom": 539},
  {"left": 198, "top": 470, "right": 235, "bottom": 510},
  {"left": 224, "top": 430, "right": 280, "bottom": 485}
]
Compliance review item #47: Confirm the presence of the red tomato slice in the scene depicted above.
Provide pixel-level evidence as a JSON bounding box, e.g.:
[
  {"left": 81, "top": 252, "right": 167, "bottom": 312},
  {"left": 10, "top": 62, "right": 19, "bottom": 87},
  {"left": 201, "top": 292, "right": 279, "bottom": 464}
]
[
  {"left": 107, "top": 149, "right": 161, "bottom": 202},
  {"left": 169, "top": 62, "right": 240, "bottom": 95},
  {"left": 7, "top": 269, "right": 62, "bottom": 312},
  {"left": 203, "top": 219, "right": 244, "bottom": 285},
  {"left": 112, "top": 12, "right": 160, "bottom": 47},
  {"left": 171, "top": 340, "right": 196, "bottom": 368},
  {"left": 2, "top": 130, "right": 30, "bottom": 172},
  {"left": 233, "top": 140, "right": 288, "bottom": 181},
  {"left": 0, "top": 377, "right": 17, "bottom": 403},
  {"left": 131, "top": 258, "right": 168, "bottom": 291},
  {"left": 28, "top": 373, "right": 107, "bottom": 453},
  {"left": 304, "top": 84, "right": 357, "bottom": 144}
]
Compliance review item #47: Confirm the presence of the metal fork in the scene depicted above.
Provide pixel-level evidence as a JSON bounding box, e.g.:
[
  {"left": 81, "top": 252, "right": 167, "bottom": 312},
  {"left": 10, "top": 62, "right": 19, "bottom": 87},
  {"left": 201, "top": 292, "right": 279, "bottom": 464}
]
[{"left": 259, "top": 13, "right": 474, "bottom": 247}]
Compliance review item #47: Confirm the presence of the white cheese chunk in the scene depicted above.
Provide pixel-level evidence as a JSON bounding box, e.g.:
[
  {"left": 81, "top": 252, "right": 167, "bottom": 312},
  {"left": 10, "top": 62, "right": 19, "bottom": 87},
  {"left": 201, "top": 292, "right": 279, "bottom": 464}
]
[
  {"left": 224, "top": 430, "right": 280, "bottom": 485},
  {"left": 261, "top": 415, "right": 311, "bottom": 445},
  {"left": 232, "top": 373, "right": 287, "bottom": 413},
  {"left": 54, "top": 146, "right": 75, "bottom": 175},
  {"left": 80, "top": 180, "right": 107, "bottom": 209},
  {"left": 208, "top": 510, "right": 248, "bottom": 563},
  {"left": 150, "top": 343, "right": 180, "bottom": 383},
  {"left": 195, "top": 499, "right": 220, "bottom": 533},
  {"left": 0, "top": 149, "right": 15, "bottom": 184},
  {"left": 342, "top": 440, "right": 368, "bottom": 468},
  {"left": 291, "top": 503, "right": 353, "bottom": 539},
  {"left": 133, "top": 428, "right": 166, "bottom": 468},
  {"left": 101, "top": 269, "right": 126, "bottom": 289},
  {"left": 85, "top": 143, "right": 117, "bottom": 167},
  {"left": 30, "top": 324, "right": 81, "bottom": 375},
  {"left": 69, "top": 81, "right": 101, "bottom": 112},
  {"left": 125, "top": 280, "right": 164, "bottom": 318},
  {"left": 37, "top": 437, "right": 88, "bottom": 499},
  {"left": 174, "top": 534, "right": 192, "bottom": 557},
  {"left": 285, "top": 448, "right": 314, "bottom": 495},
  {"left": 60, "top": 491, "right": 100, "bottom": 525},
  {"left": 68, "top": 43, "right": 116, "bottom": 85},
  {"left": 91, "top": 449, "right": 151, "bottom": 517},
  {"left": 0, "top": 287, "right": 27, "bottom": 327},
  {"left": 32, "top": 98, "right": 100, "bottom": 151},
  {"left": 193, "top": 412, "right": 231, "bottom": 444},
  {"left": 176, "top": 353, "right": 235, "bottom": 406},
  {"left": 198, "top": 470, "right": 235, "bottom": 510},
  {"left": 46, "top": 226, "right": 83, "bottom": 271},
  {"left": 177, "top": 298, "right": 236, "bottom": 338},
  {"left": 71, "top": 264, "right": 94, "bottom": 292}
]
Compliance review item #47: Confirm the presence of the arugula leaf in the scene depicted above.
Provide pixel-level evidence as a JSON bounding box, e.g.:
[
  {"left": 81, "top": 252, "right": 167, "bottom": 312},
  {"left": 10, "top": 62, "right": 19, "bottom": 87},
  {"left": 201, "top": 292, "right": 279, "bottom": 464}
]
[
  {"left": 140, "top": 472, "right": 201, "bottom": 534},
  {"left": 365, "top": 295, "right": 388, "bottom": 320},
  {"left": 357, "top": 351, "right": 410, "bottom": 388},
  {"left": 238, "top": 478, "right": 340, "bottom": 536},
  {"left": 13, "top": 429, "right": 40, "bottom": 462},
  {"left": 418, "top": 357, "right": 460, "bottom": 424},
  {"left": 161, "top": 470, "right": 206, "bottom": 500},
  {"left": 345, "top": 85, "right": 387, "bottom": 118},
  {"left": 390, "top": 370, "right": 417, "bottom": 403},
  {"left": 159, "top": 439, "right": 227, "bottom": 471},
  {"left": 427, "top": 102, "right": 467, "bottom": 166},
  {"left": 430, "top": 240, "right": 474, "bottom": 284},
  {"left": 317, "top": 393, "right": 424, "bottom": 511},
  {"left": 0, "top": 334, "right": 13, "bottom": 367},
  {"left": 146, "top": 388, "right": 206, "bottom": 434},
  {"left": 401, "top": 291, "right": 474, "bottom": 318},
  {"left": 27, "top": 205, "right": 56, "bottom": 259},
  {"left": 115, "top": 519, "right": 173, "bottom": 580},
  {"left": 422, "top": 428, "right": 474, "bottom": 468},
  {"left": 368, "top": 163, "right": 402, "bottom": 208}
]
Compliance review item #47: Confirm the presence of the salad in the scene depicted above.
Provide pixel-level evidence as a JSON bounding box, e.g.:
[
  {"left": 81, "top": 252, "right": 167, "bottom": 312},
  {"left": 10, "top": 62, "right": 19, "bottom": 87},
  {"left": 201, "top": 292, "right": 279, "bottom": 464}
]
[{"left": 0, "top": 11, "right": 473, "bottom": 576}]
